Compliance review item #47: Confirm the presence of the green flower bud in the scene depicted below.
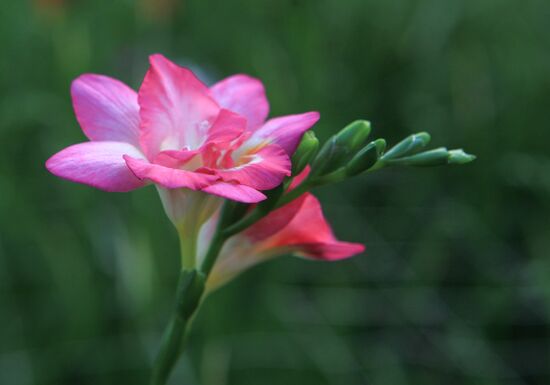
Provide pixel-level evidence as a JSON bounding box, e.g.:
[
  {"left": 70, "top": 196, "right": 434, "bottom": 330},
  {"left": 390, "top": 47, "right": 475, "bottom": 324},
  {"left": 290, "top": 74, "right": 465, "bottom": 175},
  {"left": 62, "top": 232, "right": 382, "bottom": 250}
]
[
  {"left": 387, "top": 147, "right": 449, "bottom": 167},
  {"left": 291, "top": 131, "right": 319, "bottom": 175},
  {"left": 311, "top": 120, "right": 371, "bottom": 176},
  {"left": 386, "top": 147, "right": 476, "bottom": 167},
  {"left": 334, "top": 120, "right": 372, "bottom": 151},
  {"left": 448, "top": 149, "right": 476, "bottom": 164},
  {"left": 381, "top": 132, "right": 431, "bottom": 160},
  {"left": 345, "top": 139, "right": 386, "bottom": 176}
]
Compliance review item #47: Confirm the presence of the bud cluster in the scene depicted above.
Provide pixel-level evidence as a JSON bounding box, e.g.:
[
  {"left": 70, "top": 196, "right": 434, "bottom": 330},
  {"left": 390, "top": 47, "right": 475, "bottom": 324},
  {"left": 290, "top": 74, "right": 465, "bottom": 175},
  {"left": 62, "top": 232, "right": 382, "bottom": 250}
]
[{"left": 290, "top": 121, "right": 475, "bottom": 188}]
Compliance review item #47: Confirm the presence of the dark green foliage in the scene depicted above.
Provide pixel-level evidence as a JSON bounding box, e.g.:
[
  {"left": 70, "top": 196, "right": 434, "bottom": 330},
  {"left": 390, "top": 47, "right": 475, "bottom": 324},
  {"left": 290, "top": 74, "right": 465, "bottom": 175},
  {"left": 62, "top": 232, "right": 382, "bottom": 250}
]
[{"left": 0, "top": 1, "right": 548, "bottom": 384}]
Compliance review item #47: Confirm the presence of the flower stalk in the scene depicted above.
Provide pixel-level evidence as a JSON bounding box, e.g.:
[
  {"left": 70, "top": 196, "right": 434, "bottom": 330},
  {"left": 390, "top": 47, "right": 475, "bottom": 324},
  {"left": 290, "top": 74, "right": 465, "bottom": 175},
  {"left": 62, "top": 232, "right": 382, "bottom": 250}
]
[
  {"left": 151, "top": 200, "right": 244, "bottom": 385},
  {"left": 151, "top": 269, "right": 205, "bottom": 385}
]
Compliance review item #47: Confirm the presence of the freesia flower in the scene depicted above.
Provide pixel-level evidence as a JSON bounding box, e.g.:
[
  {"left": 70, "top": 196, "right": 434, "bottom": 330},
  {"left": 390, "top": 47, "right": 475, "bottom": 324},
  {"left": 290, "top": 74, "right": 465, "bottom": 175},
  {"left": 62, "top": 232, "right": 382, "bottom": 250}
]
[
  {"left": 200, "top": 168, "right": 365, "bottom": 291},
  {"left": 44, "top": 53, "right": 473, "bottom": 385},
  {"left": 46, "top": 54, "right": 320, "bottom": 221}
]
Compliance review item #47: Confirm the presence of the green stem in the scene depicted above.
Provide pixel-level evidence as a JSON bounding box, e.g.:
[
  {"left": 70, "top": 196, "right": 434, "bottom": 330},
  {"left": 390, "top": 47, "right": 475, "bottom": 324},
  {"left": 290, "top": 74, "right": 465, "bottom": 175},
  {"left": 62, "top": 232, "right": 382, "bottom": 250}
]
[
  {"left": 150, "top": 202, "right": 235, "bottom": 385},
  {"left": 274, "top": 180, "right": 314, "bottom": 208},
  {"left": 150, "top": 314, "right": 189, "bottom": 385},
  {"left": 150, "top": 269, "right": 205, "bottom": 385}
]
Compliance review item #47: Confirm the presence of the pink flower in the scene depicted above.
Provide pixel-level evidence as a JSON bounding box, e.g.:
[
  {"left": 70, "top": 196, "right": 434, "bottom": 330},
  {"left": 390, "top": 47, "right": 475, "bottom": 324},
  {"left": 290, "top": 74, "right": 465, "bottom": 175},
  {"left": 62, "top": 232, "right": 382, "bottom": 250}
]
[
  {"left": 46, "top": 54, "right": 320, "bottom": 205},
  {"left": 202, "top": 168, "right": 365, "bottom": 290}
]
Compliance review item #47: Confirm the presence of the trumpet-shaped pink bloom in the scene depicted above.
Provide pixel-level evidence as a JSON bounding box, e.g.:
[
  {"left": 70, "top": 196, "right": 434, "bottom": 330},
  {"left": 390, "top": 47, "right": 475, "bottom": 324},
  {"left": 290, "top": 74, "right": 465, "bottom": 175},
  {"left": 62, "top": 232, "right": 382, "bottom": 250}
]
[
  {"left": 46, "top": 54, "right": 320, "bottom": 203},
  {"left": 204, "top": 168, "right": 365, "bottom": 290}
]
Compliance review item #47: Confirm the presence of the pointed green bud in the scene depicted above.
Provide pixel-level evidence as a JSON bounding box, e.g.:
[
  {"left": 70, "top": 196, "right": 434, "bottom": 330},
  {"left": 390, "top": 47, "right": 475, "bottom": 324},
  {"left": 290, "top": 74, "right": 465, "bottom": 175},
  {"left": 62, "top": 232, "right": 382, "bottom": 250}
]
[
  {"left": 345, "top": 139, "right": 386, "bottom": 176},
  {"left": 311, "top": 120, "right": 371, "bottom": 176},
  {"left": 448, "top": 149, "right": 476, "bottom": 164},
  {"left": 373, "top": 138, "right": 387, "bottom": 155},
  {"left": 386, "top": 147, "right": 476, "bottom": 167},
  {"left": 381, "top": 132, "right": 431, "bottom": 160},
  {"left": 291, "top": 131, "right": 319, "bottom": 175},
  {"left": 334, "top": 120, "right": 372, "bottom": 151},
  {"left": 387, "top": 147, "right": 449, "bottom": 166}
]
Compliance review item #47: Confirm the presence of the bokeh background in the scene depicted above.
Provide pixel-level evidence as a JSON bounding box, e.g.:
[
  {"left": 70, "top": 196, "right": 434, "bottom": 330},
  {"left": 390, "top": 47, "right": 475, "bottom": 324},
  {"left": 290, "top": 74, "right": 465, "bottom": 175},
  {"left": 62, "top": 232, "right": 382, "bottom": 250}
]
[{"left": 1, "top": 0, "right": 549, "bottom": 384}]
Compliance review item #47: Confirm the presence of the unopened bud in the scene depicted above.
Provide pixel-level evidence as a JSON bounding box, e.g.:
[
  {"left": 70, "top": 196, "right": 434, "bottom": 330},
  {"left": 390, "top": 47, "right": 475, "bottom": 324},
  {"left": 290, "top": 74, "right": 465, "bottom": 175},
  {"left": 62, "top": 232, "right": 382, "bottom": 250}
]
[
  {"left": 291, "top": 131, "right": 319, "bottom": 175},
  {"left": 334, "top": 120, "right": 372, "bottom": 151},
  {"left": 387, "top": 147, "right": 449, "bottom": 167},
  {"left": 311, "top": 120, "right": 371, "bottom": 175},
  {"left": 345, "top": 139, "right": 386, "bottom": 176},
  {"left": 382, "top": 132, "right": 431, "bottom": 160},
  {"left": 448, "top": 149, "right": 476, "bottom": 164},
  {"left": 386, "top": 147, "right": 476, "bottom": 167}
]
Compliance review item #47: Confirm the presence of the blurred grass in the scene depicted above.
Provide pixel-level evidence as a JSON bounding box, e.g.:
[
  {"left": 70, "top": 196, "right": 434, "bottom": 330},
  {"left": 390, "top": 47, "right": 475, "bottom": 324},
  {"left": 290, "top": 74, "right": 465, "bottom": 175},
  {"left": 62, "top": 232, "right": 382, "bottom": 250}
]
[{"left": 1, "top": 0, "right": 549, "bottom": 384}]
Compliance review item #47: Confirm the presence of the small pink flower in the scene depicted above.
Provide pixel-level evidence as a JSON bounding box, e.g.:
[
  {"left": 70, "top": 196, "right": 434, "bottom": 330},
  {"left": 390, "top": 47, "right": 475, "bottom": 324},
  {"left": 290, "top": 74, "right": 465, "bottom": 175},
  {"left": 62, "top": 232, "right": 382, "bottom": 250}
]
[
  {"left": 46, "top": 54, "right": 319, "bottom": 204},
  {"left": 203, "top": 168, "right": 365, "bottom": 290}
]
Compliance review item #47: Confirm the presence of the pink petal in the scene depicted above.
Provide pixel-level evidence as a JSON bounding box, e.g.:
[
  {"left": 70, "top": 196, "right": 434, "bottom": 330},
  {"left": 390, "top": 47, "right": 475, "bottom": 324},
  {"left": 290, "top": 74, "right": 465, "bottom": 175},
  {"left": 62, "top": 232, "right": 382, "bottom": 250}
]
[
  {"left": 293, "top": 241, "right": 365, "bottom": 260},
  {"left": 243, "top": 166, "right": 310, "bottom": 241},
  {"left": 201, "top": 182, "right": 266, "bottom": 203},
  {"left": 210, "top": 74, "right": 269, "bottom": 130},
  {"left": 153, "top": 149, "right": 200, "bottom": 169},
  {"left": 71, "top": 74, "right": 140, "bottom": 146},
  {"left": 246, "top": 194, "right": 307, "bottom": 241},
  {"left": 206, "top": 109, "right": 247, "bottom": 144},
  {"left": 255, "top": 193, "right": 364, "bottom": 260},
  {"left": 152, "top": 109, "right": 246, "bottom": 170},
  {"left": 124, "top": 155, "right": 218, "bottom": 190},
  {"left": 246, "top": 112, "right": 320, "bottom": 156},
  {"left": 213, "top": 144, "right": 291, "bottom": 190},
  {"left": 138, "top": 54, "right": 219, "bottom": 158},
  {"left": 46, "top": 141, "right": 145, "bottom": 192}
]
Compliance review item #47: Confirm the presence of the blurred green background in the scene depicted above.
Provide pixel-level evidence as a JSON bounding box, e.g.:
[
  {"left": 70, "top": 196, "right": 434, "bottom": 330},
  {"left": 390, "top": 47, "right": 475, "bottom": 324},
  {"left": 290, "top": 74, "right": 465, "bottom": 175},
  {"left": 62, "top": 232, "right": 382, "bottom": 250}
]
[{"left": 1, "top": 0, "right": 549, "bottom": 384}]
